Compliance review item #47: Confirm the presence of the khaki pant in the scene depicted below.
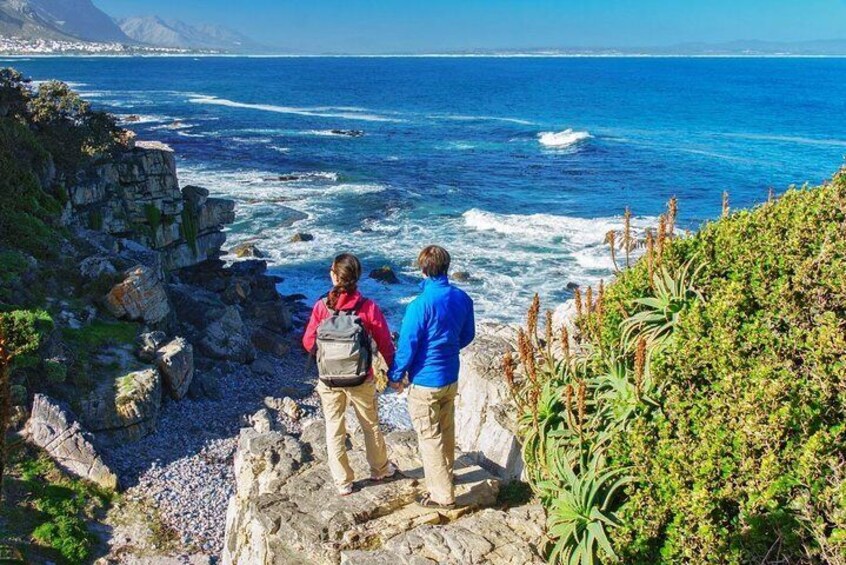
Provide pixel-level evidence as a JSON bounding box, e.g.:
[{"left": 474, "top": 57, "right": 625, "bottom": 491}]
[
  {"left": 408, "top": 382, "right": 458, "bottom": 505},
  {"left": 317, "top": 379, "right": 390, "bottom": 489}
]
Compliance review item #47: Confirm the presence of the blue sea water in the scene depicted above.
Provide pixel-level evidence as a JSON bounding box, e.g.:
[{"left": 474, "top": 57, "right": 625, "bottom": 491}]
[{"left": 9, "top": 56, "right": 846, "bottom": 324}]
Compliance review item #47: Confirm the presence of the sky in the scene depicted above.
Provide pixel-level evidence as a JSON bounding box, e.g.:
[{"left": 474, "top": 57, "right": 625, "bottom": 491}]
[{"left": 96, "top": 0, "right": 846, "bottom": 53}]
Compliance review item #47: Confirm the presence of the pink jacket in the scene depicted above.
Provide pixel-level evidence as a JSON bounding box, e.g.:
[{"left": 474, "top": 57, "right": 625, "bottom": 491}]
[{"left": 302, "top": 290, "right": 396, "bottom": 368}]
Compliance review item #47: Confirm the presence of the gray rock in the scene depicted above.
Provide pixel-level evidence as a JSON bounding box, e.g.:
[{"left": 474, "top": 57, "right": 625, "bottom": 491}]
[
  {"left": 79, "top": 255, "right": 117, "bottom": 280},
  {"left": 251, "top": 358, "right": 277, "bottom": 378},
  {"left": 451, "top": 271, "right": 473, "bottom": 283},
  {"left": 280, "top": 397, "right": 301, "bottom": 422},
  {"left": 137, "top": 331, "right": 167, "bottom": 362},
  {"left": 222, "top": 428, "right": 504, "bottom": 565},
  {"left": 156, "top": 337, "right": 194, "bottom": 400},
  {"left": 249, "top": 409, "right": 276, "bottom": 434},
  {"left": 251, "top": 327, "right": 290, "bottom": 357},
  {"left": 105, "top": 265, "right": 170, "bottom": 325},
  {"left": 182, "top": 185, "right": 210, "bottom": 208},
  {"left": 187, "top": 370, "right": 222, "bottom": 401},
  {"left": 455, "top": 323, "right": 523, "bottom": 480},
  {"left": 198, "top": 306, "right": 256, "bottom": 364},
  {"left": 26, "top": 394, "right": 119, "bottom": 490}
]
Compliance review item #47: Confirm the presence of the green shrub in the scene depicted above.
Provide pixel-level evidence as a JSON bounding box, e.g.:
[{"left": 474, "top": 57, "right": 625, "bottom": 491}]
[
  {"left": 513, "top": 170, "right": 846, "bottom": 564},
  {"left": 13, "top": 452, "right": 111, "bottom": 563},
  {"left": 44, "top": 360, "right": 67, "bottom": 385},
  {"left": 143, "top": 203, "right": 162, "bottom": 235},
  {"left": 62, "top": 320, "right": 138, "bottom": 349},
  {"left": 180, "top": 203, "right": 199, "bottom": 256}
]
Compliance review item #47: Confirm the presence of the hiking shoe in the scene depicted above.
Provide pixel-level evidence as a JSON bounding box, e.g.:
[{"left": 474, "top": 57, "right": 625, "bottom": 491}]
[
  {"left": 416, "top": 493, "right": 456, "bottom": 510},
  {"left": 337, "top": 483, "right": 354, "bottom": 496},
  {"left": 371, "top": 461, "right": 398, "bottom": 481}
]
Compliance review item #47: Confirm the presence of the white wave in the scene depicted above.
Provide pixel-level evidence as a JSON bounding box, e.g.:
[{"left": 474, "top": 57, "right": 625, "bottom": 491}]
[
  {"left": 463, "top": 208, "right": 650, "bottom": 247},
  {"left": 538, "top": 129, "right": 592, "bottom": 148},
  {"left": 301, "top": 129, "right": 363, "bottom": 138},
  {"left": 720, "top": 132, "right": 846, "bottom": 148},
  {"left": 188, "top": 95, "right": 402, "bottom": 123},
  {"left": 176, "top": 131, "right": 206, "bottom": 138},
  {"left": 431, "top": 113, "right": 535, "bottom": 126},
  {"left": 270, "top": 146, "right": 290, "bottom": 153}
]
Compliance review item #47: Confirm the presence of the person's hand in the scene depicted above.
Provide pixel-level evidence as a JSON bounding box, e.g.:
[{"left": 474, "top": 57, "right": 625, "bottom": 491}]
[{"left": 388, "top": 380, "right": 405, "bottom": 394}]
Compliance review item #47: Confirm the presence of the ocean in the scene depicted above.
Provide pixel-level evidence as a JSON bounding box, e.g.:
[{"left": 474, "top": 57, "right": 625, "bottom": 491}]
[{"left": 8, "top": 56, "right": 846, "bottom": 326}]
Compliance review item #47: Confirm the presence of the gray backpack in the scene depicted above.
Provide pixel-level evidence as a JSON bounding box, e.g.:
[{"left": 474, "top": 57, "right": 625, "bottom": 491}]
[{"left": 316, "top": 297, "right": 373, "bottom": 387}]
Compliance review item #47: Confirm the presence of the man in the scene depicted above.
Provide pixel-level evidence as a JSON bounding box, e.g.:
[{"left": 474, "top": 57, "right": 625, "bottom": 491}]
[{"left": 388, "top": 245, "right": 475, "bottom": 509}]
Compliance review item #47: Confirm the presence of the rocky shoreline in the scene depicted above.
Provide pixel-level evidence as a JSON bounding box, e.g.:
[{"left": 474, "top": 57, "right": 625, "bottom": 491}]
[{"left": 8, "top": 131, "right": 545, "bottom": 563}]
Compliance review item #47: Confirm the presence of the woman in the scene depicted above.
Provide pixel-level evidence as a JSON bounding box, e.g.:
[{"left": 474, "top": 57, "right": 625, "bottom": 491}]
[{"left": 302, "top": 253, "right": 397, "bottom": 495}]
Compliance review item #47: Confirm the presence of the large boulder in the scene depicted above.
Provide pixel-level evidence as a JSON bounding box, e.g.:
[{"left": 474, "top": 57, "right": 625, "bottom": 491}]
[
  {"left": 105, "top": 265, "right": 170, "bottom": 325},
  {"left": 455, "top": 323, "right": 523, "bottom": 480},
  {"left": 25, "top": 395, "right": 119, "bottom": 490},
  {"left": 199, "top": 306, "right": 256, "bottom": 364},
  {"left": 78, "top": 368, "right": 162, "bottom": 443},
  {"left": 155, "top": 337, "right": 194, "bottom": 400}
]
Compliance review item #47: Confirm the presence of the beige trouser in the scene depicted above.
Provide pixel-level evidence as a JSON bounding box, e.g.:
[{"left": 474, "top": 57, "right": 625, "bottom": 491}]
[
  {"left": 408, "top": 382, "right": 458, "bottom": 505},
  {"left": 317, "top": 379, "right": 390, "bottom": 489}
]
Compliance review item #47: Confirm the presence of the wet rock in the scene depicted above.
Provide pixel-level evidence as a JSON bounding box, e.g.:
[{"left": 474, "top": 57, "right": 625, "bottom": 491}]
[
  {"left": 230, "top": 243, "right": 265, "bottom": 259},
  {"left": 290, "top": 232, "right": 314, "bottom": 243},
  {"left": 451, "top": 271, "right": 473, "bottom": 283},
  {"left": 331, "top": 129, "right": 365, "bottom": 138},
  {"left": 124, "top": 114, "right": 141, "bottom": 122},
  {"left": 156, "top": 337, "right": 194, "bottom": 400},
  {"left": 105, "top": 265, "right": 170, "bottom": 325},
  {"left": 565, "top": 281, "right": 580, "bottom": 291},
  {"left": 182, "top": 185, "right": 209, "bottom": 208},
  {"left": 26, "top": 395, "right": 119, "bottom": 490},
  {"left": 370, "top": 266, "right": 400, "bottom": 284}
]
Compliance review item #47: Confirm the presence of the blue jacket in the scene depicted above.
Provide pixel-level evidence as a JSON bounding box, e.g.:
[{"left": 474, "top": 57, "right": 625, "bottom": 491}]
[{"left": 389, "top": 275, "right": 475, "bottom": 388}]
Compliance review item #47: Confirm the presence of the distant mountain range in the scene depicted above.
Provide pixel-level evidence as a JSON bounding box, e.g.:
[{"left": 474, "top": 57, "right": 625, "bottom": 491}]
[
  {"left": 118, "top": 16, "right": 263, "bottom": 52},
  {"left": 0, "top": 0, "right": 264, "bottom": 51}
]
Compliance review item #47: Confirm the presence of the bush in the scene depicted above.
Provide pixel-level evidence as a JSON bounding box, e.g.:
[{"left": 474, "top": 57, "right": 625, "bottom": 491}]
[
  {"left": 512, "top": 170, "right": 846, "bottom": 564},
  {"left": 44, "top": 360, "right": 67, "bottom": 385}
]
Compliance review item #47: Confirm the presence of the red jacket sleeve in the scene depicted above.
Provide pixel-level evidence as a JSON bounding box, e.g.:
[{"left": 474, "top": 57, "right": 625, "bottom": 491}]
[
  {"left": 302, "top": 300, "right": 327, "bottom": 353},
  {"left": 361, "top": 300, "right": 396, "bottom": 367}
]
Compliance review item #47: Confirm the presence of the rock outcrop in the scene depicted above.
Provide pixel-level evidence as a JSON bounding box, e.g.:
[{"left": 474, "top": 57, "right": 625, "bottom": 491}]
[
  {"left": 26, "top": 394, "right": 119, "bottom": 490},
  {"left": 105, "top": 265, "right": 171, "bottom": 325},
  {"left": 79, "top": 368, "right": 162, "bottom": 443},
  {"left": 222, "top": 420, "right": 543, "bottom": 565},
  {"left": 455, "top": 323, "right": 523, "bottom": 480},
  {"left": 67, "top": 141, "right": 235, "bottom": 273}
]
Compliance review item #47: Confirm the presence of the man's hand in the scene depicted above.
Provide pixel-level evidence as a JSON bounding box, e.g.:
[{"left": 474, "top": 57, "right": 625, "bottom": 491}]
[{"left": 388, "top": 380, "right": 405, "bottom": 394}]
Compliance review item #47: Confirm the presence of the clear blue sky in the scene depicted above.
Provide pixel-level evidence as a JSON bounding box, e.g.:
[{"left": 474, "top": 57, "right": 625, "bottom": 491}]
[{"left": 96, "top": 0, "right": 846, "bottom": 53}]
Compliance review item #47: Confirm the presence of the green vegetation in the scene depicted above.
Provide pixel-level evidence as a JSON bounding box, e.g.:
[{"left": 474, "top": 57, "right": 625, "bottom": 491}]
[
  {"left": 511, "top": 171, "right": 846, "bottom": 563},
  {"left": 62, "top": 320, "right": 138, "bottom": 350},
  {"left": 143, "top": 203, "right": 163, "bottom": 236},
  {"left": 2, "top": 445, "right": 112, "bottom": 563},
  {"left": 180, "top": 203, "right": 199, "bottom": 255}
]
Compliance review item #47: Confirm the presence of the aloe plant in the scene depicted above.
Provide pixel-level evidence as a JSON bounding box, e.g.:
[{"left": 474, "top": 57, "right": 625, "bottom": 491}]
[
  {"left": 546, "top": 453, "right": 633, "bottom": 565},
  {"left": 621, "top": 257, "right": 704, "bottom": 351}
]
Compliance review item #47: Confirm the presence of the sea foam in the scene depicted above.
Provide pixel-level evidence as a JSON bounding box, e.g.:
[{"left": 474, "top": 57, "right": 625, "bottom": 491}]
[
  {"left": 188, "top": 95, "right": 402, "bottom": 123},
  {"left": 538, "top": 128, "right": 592, "bottom": 148}
]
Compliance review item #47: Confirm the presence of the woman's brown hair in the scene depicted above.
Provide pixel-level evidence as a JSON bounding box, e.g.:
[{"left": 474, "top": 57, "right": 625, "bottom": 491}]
[{"left": 327, "top": 253, "right": 362, "bottom": 310}]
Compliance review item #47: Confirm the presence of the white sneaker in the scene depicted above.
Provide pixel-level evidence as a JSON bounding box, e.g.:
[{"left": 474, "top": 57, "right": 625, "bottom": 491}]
[
  {"left": 337, "top": 483, "right": 354, "bottom": 496},
  {"left": 371, "top": 462, "right": 398, "bottom": 481}
]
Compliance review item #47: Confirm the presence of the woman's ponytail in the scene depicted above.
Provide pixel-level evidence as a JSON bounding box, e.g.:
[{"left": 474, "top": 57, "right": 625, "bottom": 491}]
[{"left": 326, "top": 253, "right": 362, "bottom": 310}]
